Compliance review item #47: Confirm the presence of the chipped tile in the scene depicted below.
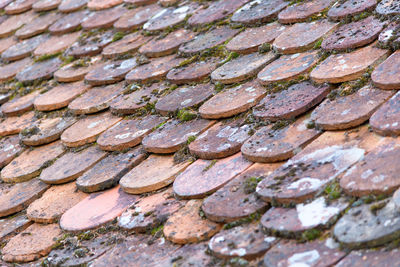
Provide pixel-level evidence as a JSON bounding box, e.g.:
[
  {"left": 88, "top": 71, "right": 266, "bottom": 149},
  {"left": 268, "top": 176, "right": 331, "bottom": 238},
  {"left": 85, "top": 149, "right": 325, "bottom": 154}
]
[
  {"left": 54, "top": 57, "right": 100, "bottom": 82},
  {"left": 67, "top": 30, "right": 113, "bottom": 58}
]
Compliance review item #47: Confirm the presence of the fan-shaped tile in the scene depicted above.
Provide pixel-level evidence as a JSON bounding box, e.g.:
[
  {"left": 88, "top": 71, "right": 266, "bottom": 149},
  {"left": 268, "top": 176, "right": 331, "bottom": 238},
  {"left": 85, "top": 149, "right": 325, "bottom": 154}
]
[
  {"left": 2, "top": 34, "right": 47, "bottom": 62},
  {"left": 33, "top": 31, "right": 80, "bottom": 57},
  {"left": 102, "top": 33, "right": 150, "bottom": 58},
  {"left": 82, "top": 6, "right": 126, "bottom": 30},
  {"left": 113, "top": 4, "right": 162, "bottom": 31},
  {"left": 372, "top": 50, "right": 400, "bottom": 89},
  {"left": 278, "top": 0, "right": 333, "bottom": 24},
  {"left": 0, "top": 58, "right": 33, "bottom": 83},
  {"left": 0, "top": 135, "right": 24, "bottom": 168},
  {"left": 58, "top": 0, "right": 87, "bottom": 12},
  {"left": 16, "top": 57, "right": 61, "bottom": 83},
  {"left": 1, "top": 90, "right": 40, "bottom": 117},
  {"left": 370, "top": 91, "right": 400, "bottom": 136},
  {"left": 328, "top": 0, "right": 377, "bottom": 20},
  {"left": 231, "top": 0, "right": 288, "bottom": 24}
]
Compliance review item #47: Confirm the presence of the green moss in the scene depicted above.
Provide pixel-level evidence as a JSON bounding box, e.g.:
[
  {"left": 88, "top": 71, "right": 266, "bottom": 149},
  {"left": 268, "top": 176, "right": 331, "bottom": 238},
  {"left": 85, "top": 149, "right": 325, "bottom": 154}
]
[
  {"left": 187, "top": 135, "right": 196, "bottom": 145},
  {"left": 203, "top": 159, "right": 217, "bottom": 173},
  {"left": 222, "top": 212, "right": 261, "bottom": 230},
  {"left": 313, "top": 38, "right": 323, "bottom": 49},
  {"left": 34, "top": 52, "right": 61, "bottom": 63},
  {"left": 112, "top": 31, "right": 125, "bottom": 42},
  {"left": 271, "top": 120, "right": 291, "bottom": 131},
  {"left": 306, "top": 120, "right": 316, "bottom": 129},
  {"left": 258, "top": 42, "right": 271, "bottom": 53},
  {"left": 59, "top": 55, "right": 75, "bottom": 66},
  {"left": 243, "top": 176, "right": 264, "bottom": 194},
  {"left": 151, "top": 224, "right": 164, "bottom": 236},
  {"left": 77, "top": 231, "right": 95, "bottom": 241},
  {"left": 177, "top": 109, "right": 197, "bottom": 122},
  {"left": 214, "top": 82, "right": 224, "bottom": 92},
  {"left": 177, "top": 55, "right": 199, "bottom": 68},
  {"left": 301, "top": 229, "right": 321, "bottom": 241},
  {"left": 217, "top": 51, "right": 239, "bottom": 66},
  {"left": 324, "top": 182, "right": 341, "bottom": 200},
  {"left": 369, "top": 200, "right": 387, "bottom": 215}
]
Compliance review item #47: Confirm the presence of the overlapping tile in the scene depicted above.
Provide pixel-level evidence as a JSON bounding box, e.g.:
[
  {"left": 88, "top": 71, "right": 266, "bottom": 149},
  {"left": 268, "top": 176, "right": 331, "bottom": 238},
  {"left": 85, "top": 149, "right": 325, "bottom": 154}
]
[
  {"left": 58, "top": 0, "right": 88, "bottom": 12},
  {"left": 0, "top": 112, "right": 35, "bottom": 137},
  {"left": 5, "top": 0, "right": 36, "bottom": 14},
  {"left": 231, "top": 0, "right": 288, "bottom": 24},
  {"left": 0, "top": 11, "right": 35, "bottom": 38},
  {"left": 16, "top": 57, "right": 62, "bottom": 83},
  {"left": 166, "top": 58, "right": 218, "bottom": 84},
  {"left": 376, "top": 0, "right": 400, "bottom": 15},
  {"left": 1, "top": 90, "right": 40, "bottom": 116},
  {"left": 0, "top": 135, "right": 24, "bottom": 168},
  {"left": 328, "top": 0, "right": 377, "bottom": 20},
  {"left": 370, "top": 91, "right": 400, "bottom": 136},
  {"left": 0, "top": 214, "right": 30, "bottom": 241},
  {"left": 2, "top": 34, "right": 46, "bottom": 62},
  {"left": 81, "top": 6, "right": 126, "bottom": 30},
  {"left": 15, "top": 12, "right": 61, "bottom": 39},
  {"left": 336, "top": 249, "right": 400, "bottom": 267},
  {"left": 67, "top": 30, "right": 113, "bottom": 57},
  {"left": 87, "top": 0, "right": 122, "bottom": 10},
  {"left": 54, "top": 57, "right": 100, "bottom": 82},
  {"left": 49, "top": 10, "right": 89, "bottom": 34},
  {"left": 372, "top": 50, "right": 400, "bottom": 89},
  {"left": 102, "top": 33, "right": 150, "bottom": 58},
  {"left": 278, "top": 0, "right": 333, "bottom": 24},
  {"left": 0, "top": 57, "right": 33, "bottom": 83},
  {"left": 113, "top": 4, "right": 162, "bottom": 31},
  {"left": 32, "top": 0, "right": 61, "bottom": 11},
  {"left": 85, "top": 59, "right": 137, "bottom": 86},
  {"left": 33, "top": 31, "right": 81, "bottom": 57}
]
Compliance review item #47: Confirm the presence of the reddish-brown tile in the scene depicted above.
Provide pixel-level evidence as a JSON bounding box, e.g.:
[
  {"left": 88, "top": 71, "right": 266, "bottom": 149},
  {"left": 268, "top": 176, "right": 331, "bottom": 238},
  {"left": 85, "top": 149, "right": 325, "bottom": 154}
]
[
  {"left": 0, "top": 214, "right": 30, "bottom": 241},
  {"left": 15, "top": 12, "right": 60, "bottom": 39},
  {"left": 278, "top": 0, "right": 333, "bottom": 24},
  {"left": 87, "top": 0, "right": 122, "bottom": 10},
  {"left": 336, "top": 249, "right": 400, "bottom": 267},
  {"left": 49, "top": 10, "right": 89, "bottom": 34},
  {"left": 379, "top": 21, "right": 400, "bottom": 48},
  {"left": 0, "top": 58, "right": 33, "bottom": 83},
  {"left": 82, "top": 6, "right": 126, "bottom": 30},
  {"left": 1, "top": 90, "right": 40, "bottom": 117},
  {"left": 0, "top": 135, "right": 24, "bottom": 168},
  {"left": 102, "top": 33, "right": 150, "bottom": 58},
  {"left": 113, "top": 4, "right": 162, "bottom": 31},
  {"left": 124, "top": 0, "right": 157, "bottom": 5},
  {"left": 0, "top": 36, "right": 17, "bottom": 54},
  {"left": 328, "top": 0, "right": 377, "bottom": 20},
  {"left": 376, "top": 0, "right": 400, "bottom": 15},
  {"left": 33, "top": 31, "right": 80, "bottom": 57},
  {"left": 0, "top": 0, "right": 13, "bottom": 9},
  {"left": 67, "top": 30, "right": 113, "bottom": 58},
  {"left": 58, "top": 0, "right": 87, "bottom": 12},
  {"left": 2, "top": 34, "right": 47, "bottom": 62},
  {"left": 372, "top": 50, "right": 400, "bottom": 89},
  {"left": 231, "top": 0, "right": 288, "bottom": 24},
  {"left": 85, "top": 59, "right": 136, "bottom": 86},
  {"left": 32, "top": 0, "right": 61, "bottom": 11},
  {"left": 0, "top": 11, "right": 35, "bottom": 38},
  {"left": 4, "top": 0, "right": 35, "bottom": 14},
  {"left": 370, "top": 91, "right": 400, "bottom": 136},
  {"left": 0, "top": 112, "right": 36, "bottom": 137},
  {"left": 16, "top": 57, "right": 62, "bottom": 83},
  {"left": 54, "top": 57, "right": 101, "bottom": 82},
  {"left": 167, "top": 58, "right": 218, "bottom": 84}
]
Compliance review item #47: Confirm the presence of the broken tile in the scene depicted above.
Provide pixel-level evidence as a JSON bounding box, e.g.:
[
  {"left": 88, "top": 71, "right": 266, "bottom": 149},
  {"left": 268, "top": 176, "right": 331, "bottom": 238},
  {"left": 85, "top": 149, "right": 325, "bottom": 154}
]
[
  {"left": 67, "top": 30, "right": 113, "bottom": 58},
  {"left": 120, "top": 155, "right": 191, "bottom": 194},
  {"left": 273, "top": 20, "right": 338, "bottom": 54},
  {"left": 155, "top": 84, "right": 214, "bottom": 115},
  {"left": 211, "top": 52, "right": 276, "bottom": 84},
  {"left": 253, "top": 82, "right": 330, "bottom": 121},
  {"left": 60, "top": 186, "right": 138, "bottom": 231},
  {"left": 1, "top": 90, "right": 40, "bottom": 117},
  {"left": 58, "top": 0, "right": 88, "bottom": 12},
  {"left": 0, "top": 11, "right": 35, "bottom": 38},
  {"left": 49, "top": 10, "right": 89, "bottom": 34},
  {"left": 77, "top": 147, "right": 146, "bottom": 192},
  {"left": 376, "top": 0, "right": 400, "bottom": 15},
  {"left": 142, "top": 119, "right": 214, "bottom": 154},
  {"left": 15, "top": 12, "right": 60, "bottom": 39},
  {"left": 167, "top": 58, "right": 218, "bottom": 84},
  {"left": 0, "top": 135, "right": 24, "bottom": 168},
  {"left": 372, "top": 50, "right": 400, "bottom": 89},
  {"left": 1, "top": 141, "right": 64, "bottom": 183},
  {"left": 5, "top": 0, "right": 35, "bottom": 14},
  {"left": 88, "top": 0, "right": 122, "bottom": 10},
  {"left": 164, "top": 200, "right": 221, "bottom": 244},
  {"left": 173, "top": 153, "right": 252, "bottom": 199},
  {"left": 82, "top": 6, "right": 126, "bottom": 30},
  {"left": 328, "top": 0, "right": 377, "bottom": 20},
  {"left": 16, "top": 57, "right": 61, "bottom": 84},
  {"left": 2, "top": 34, "right": 46, "bottom": 62},
  {"left": 61, "top": 112, "right": 121, "bottom": 147},
  {"left": 97, "top": 115, "right": 165, "bottom": 151},
  {"left": 32, "top": 0, "right": 61, "bottom": 11},
  {"left": 257, "top": 51, "right": 318, "bottom": 84},
  {"left": 231, "top": 0, "right": 288, "bottom": 24},
  {"left": 0, "top": 112, "right": 35, "bottom": 137},
  {"left": 241, "top": 116, "right": 322, "bottom": 162},
  {"left": 0, "top": 214, "right": 30, "bottom": 241},
  {"left": 336, "top": 249, "right": 400, "bottom": 267},
  {"left": 54, "top": 57, "right": 100, "bottom": 82},
  {"left": 200, "top": 81, "right": 265, "bottom": 119},
  {"left": 0, "top": 58, "right": 33, "bottom": 83},
  {"left": 311, "top": 85, "right": 394, "bottom": 130},
  {"left": 370, "top": 91, "right": 400, "bottom": 136},
  {"left": 113, "top": 4, "right": 162, "bottom": 31},
  {"left": 102, "top": 33, "right": 150, "bottom": 59},
  {"left": 311, "top": 44, "right": 388, "bottom": 83},
  {"left": 278, "top": 0, "right": 333, "bottom": 24},
  {"left": 27, "top": 182, "right": 87, "bottom": 223},
  {"left": 33, "top": 31, "right": 81, "bottom": 57},
  {"left": 202, "top": 163, "right": 279, "bottom": 223},
  {"left": 2, "top": 223, "right": 61, "bottom": 263}
]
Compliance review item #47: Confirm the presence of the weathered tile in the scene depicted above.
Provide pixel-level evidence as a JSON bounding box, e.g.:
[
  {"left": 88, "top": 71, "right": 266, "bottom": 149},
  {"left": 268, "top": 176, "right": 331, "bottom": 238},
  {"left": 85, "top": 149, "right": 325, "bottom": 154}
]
[
  {"left": 33, "top": 31, "right": 81, "bottom": 57},
  {"left": 40, "top": 146, "right": 107, "bottom": 184},
  {"left": 231, "top": 0, "right": 288, "bottom": 24},
  {"left": 49, "top": 10, "right": 89, "bottom": 34},
  {"left": 311, "top": 85, "right": 394, "bottom": 130},
  {"left": 142, "top": 119, "right": 215, "bottom": 153},
  {"left": 88, "top": 0, "right": 122, "bottom": 10},
  {"left": 242, "top": 116, "right": 322, "bottom": 162},
  {"left": 124, "top": 0, "right": 157, "bottom": 5},
  {"left": 370, "top": 91, "right": 400, "bottom": 136},
  {"left": 253, "top": 82, "right": 330, "bottom": 121},
  {"left": 20, "top": 117, "right": 76, "bottom": 146},
  {"left": 54, "top": 57, "right": 100, "bottom": 82},
  {"left": 0, "top": 11, "right": 35, "bottom": 38},
  {"left": 372, "top": 50, "right": 400, "bottom": 89},
  {"left": 0, "top": 135, "right": 24, "bottom": 168},
  {"left": 179, "top": 26, "right": 239, "bottom": 55},
  {"left": 85, "top": 58, "right": 137, "bottom": 86},
  {"left": 0, "top": 179, "right": 49, "bottom": 217},
  {"left": 278, "top": 0, "right": 333, "bottom": 24},
  {"left": 139, "top": 29, "right": 194, "bottom": 57},
  {"left": 68, "top": 83, "right": 125, "bottom": 114},
  {"left": 336, "top": 249, "right": 400, "bottom": 267},
  {"left": 322, "top": 17, "right": 383, "bottom": 51},
  {"left": 166, "top": 58, "right": 218, "bottom": 84},
  {"left": 211, "top": 52, "right": 276, "bottom": 84},
  {"left": 15, "top": 12, "right": 60, "bottom": 39},
  {"left": 2, "top": 34, "right": 46, "bottom": 62},
  {"left": 4, "top": 0, "right": 35, "bottom": 14},
  {"left": 379, "top": 21, "right": 400, "bottom": 49},
  {"left": 164, "top": 200, "right": 221, "bottom": 244},
  {"left": 27, "top": 182, "right": 87, "bottom": 223},
  {"left": 209, "top": 224, "right": 276, "bottom": 260},
  {"left": 328, "top": 0, "right": 377, "bottom": 20},
  {"left": 155, "top": 84, "right": 214, "bottom": 115},
  {"left": 376, "top": 0, "right": 400, "bottom": 15},
  {"left": 0, "top": 112, "right": 35, "bottom": 137},
  {"left": 1, "top": 223, "right": 61, "bottom": 263},
  {"left": 97, "top": 115, "right": 165, "bottom": 151},
  {"left": 16, "top": 57, "right": 61, "bottom": 83},
  {"left": 82, "top": 6, "right": 126, "bottom": 30},
  {"left": 60, "top": 186, "right": 138, "bottom": 231},
  {"left": 0, "top": 58, "right": 33, "bottom": 83},
  {"left": 257, "top": 51, "right": 318, "bottom": 84},
  {"left": 102, "top": 33, "right": 150, "bottom": 58},
  {"left": 113, "top": 4, "right": 162, "bottom": 31},
  {"left": 311, "top": 44, "right": 388, "bottom": 83},
  {"left": 32, "top": 0, "right": 61, "bottom": 11},
  {"left": 67, "top": 30, "right": 113, "bottom": 58},
  {"left": 34, "top": 81, "right": 91, "bottom": 111},
  {"left": 61, "top": 112, "right": 122, "bottom": 147},
  {"left": 120, "top": 154, "right": 191, "bottom": 194},
  {"left": 200, "top": 81, "right": 265, "bottom": 119},
  {"left": 173, "top": 153, "right": 252, "bottom": 199},
  {"left": 77, "top": 147, "right": 146, "bottom": 192},
  {"left": 263, "top": 239, "right": 345, "bottom": 267},
  {"left": 1, "top": 141, "right": 64, "bottom": 183},
  {"left": 0, "top": 0, "right": 13, "bottom": 9},
  {"left": 0, "top": 214, "right": 30, "bottom": 241},
  {"left": 0, "top": 36, "right": 17, "bottom": 54},
  {"left": 1, "top": 90, "right": 40, "bottom": 117},
  {"left": 226, "top": 23, "right": 286, "bottom": 54},
  {"left": 58, "top": 0, "right": 87, "bottom": 12},
  {"left": 202, "top": 163, "right": 280, "bottom": 223},
  {"left": 273, "top": 20, "right": 338, "bottom": 54}
]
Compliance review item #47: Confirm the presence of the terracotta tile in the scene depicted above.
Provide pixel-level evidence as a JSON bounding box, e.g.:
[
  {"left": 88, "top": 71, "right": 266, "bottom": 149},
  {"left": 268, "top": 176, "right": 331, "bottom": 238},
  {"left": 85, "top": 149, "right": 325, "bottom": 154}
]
[
  {"left": 242, "top": 116, "right": 322, "bottom": 162},
  {"left": 231, "top": 0, "right": 288, "bottom": 24},
  {"left": 0, "top": 0, "right": 13, "bottom": 8},
  {"left": 34, "top": 81, "right": 91, "bottom": 111},
  {"left": 68, "top": 83, "right": 125, "bottom": 114},
  {"left": 334, "top": 200, "right": 400, "bottom": 248},
  {"left": 85, "top": 58, "right": 137, "bottom": 86},
  {"left": 60, "top": 185, "right": 139, "bottom": 231},
  {"left": 58, "top": 0, "right": 87, "bottom": 12},
  {"left": 167, "top": 58, "right": 218, "bottom": 84},
  {"left": 61, "top": 112, "right": 122, "bottom": 147},
  {"left": 1, "top": 223, "right": 61, "bottom": 263},
  {"left": 159, "top": 0, "right": 178, "bottom": 5},
  {"left": 142, "top": 118, "right": 215, "bottom": 153},
  {"left": 179, "top": 26, "right": 239, "bottom": 55},
  {"left": 200, "top": 81, "right": 265, "bottom": 119},
  {"left": 0, "top": 36, "right": 17, "bottom": 54},
  {"left": 102, "top": 32, "right": 150, "bottom": 59},
  {"left": 370, "top": 91, "right": 400, "bottom": 136},
  {"left": 77, "top": 147, "right": 146, "bottom": 192},
  {"left": 2, "top": 34, "right": 47, "bottom": 62},
  {"left": 88, "top": 0, "right": 122, "bottom": 10},
  {"left": 164, "top": 200, "right": 221, "bottom": 244},
  {"left": 19, "top": 117, "right": 77, "bottom": 146},
  {"left": 328, "top": 0, "right": 377, "bottom": 20},
  {"left": 0, "top": 11, "right": 35, "bottom": 38},
  {"left": 33, "top": 31, "right": 81, "bottom": 57},
  {"left": 16, "top": 57, "right": 62, "bottom": 84},
  {"left": 372, "top": 50, "right": 400, "bottom": 89},
  {"left": 202, "top": 163, "right": 279, "bottom": 222},
  {"left": 336, "top": 249, "right": 400, "bottom": 267},
  {"left": 311, "top": 44, "right": 389, "bottom": 83},
  {"left": 155, "top": 84, "right": 214, "bottom": 115},
  {"left": 173, "top": 153, "right": 252, "bottom": 199},
  {"left": 27, "top": 182, "right": 87, "bottom": 223},
  {"left": 15, "top": 12, "right": 61, "bottom": 39},
  {"left": 113, "top": 4, "right": 162, "bottom": 31},
  {"left": 258, "top": 51, "right": 318, "bottom": 84},
  {"left": 379, "top": 21, "right": 400, "bottom": 49},
  {"left": 82, "top": 6, "right": 126, "bottom": 30},
  {"left": 32, "top": 0, "right": 61, "bottom": 11},
  {"left": 209, "top": 223, "right": 277, "bottom": 260},
  {"left": 0, "top": 57, "right": 33, "bottom": 83},
  {"left": 376, "top": 0, "right": 400, "bottom": 15},
  {"left": 253, "top": 82, "right": 330, "bottom": 121},
  {"left": 211, "top": 52, "right": 276, "bottom": 84},
  {"left": 0, "top": 135, "right": 24, "bottom": 168},
  {"left": 67, "top": 30, "right": 113, "bottom": 58},
  {"left": 278, "top": 0, "right": 333, "bottom": 24},
  {"left": 125, "top": 55, "right": 183, "bottom": 82},
  {"left": 4, "top": 0, "right": 35, "bottom": 14},
  {"left": 1, "top": 141, "right": 64, "bottom": 183},
  {"left": 97, "top": 115, "right": 165, "bottom": 151},
  {"left": 226, "top": 23, "right": 286, "bottom": 54},
  {"left": 263, "top": 239, "right": 345, "bottom": 267},
  {"left": 49, "top": 10, "right": 89, "bottom": 34},
  {"left": 311, "top": 85, "right": 394, "bottom": 130},
  {"left": 1, "top": 90, "right": 40, "bottom": 117},
  {"left": 0, "top": 214, "right": 31, "bottom": 241},
  {"left": 273, "top": 20, "right": 338, "bottom": 54},
  {"left": 120, "top": 154, "right": 191, "bottom": 194},
  {"left": 124, "top": 0, "right": 157, "bottom": 5},
  {"left": 0, "top": 112, "right": 36, "bottom": 137},
  {"left": 54, "top": 56, "right": 101, "bottom": 82},
  {"left": 188, "top": 0, "right": 249, "bottom": 25},
  {"left": 139, "top": 29, "right": 195, "bottom": 57},
  {"left": 0, "top": 179, "right": 49, "bottom": 217}
]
